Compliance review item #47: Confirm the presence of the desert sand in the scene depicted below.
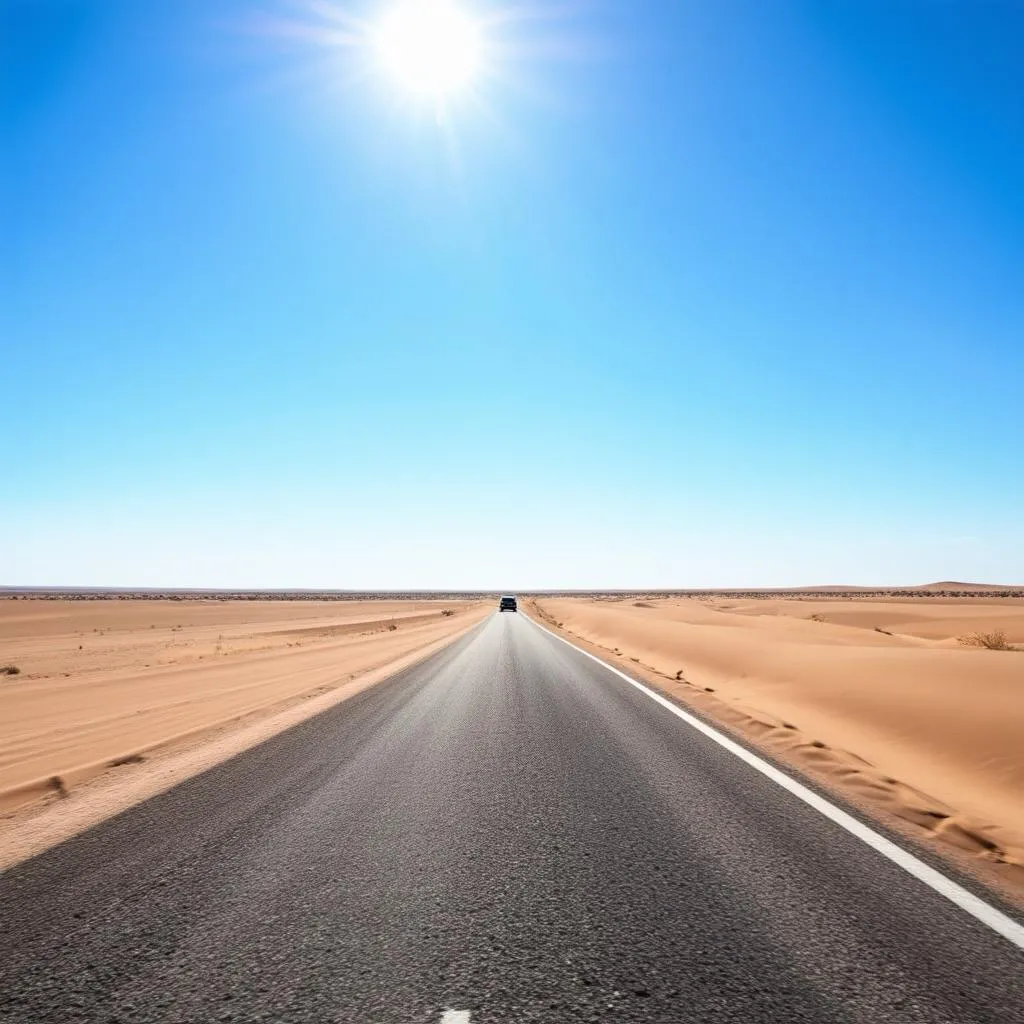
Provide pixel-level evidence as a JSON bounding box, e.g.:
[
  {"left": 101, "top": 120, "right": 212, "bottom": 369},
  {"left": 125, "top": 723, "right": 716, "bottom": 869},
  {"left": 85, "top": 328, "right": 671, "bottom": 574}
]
[
  {"left": 0, "top": 599, "right": 488, "bottom": 822},
  {"left": 529, "top": 595, "right": 1024, "bottom": 891}
]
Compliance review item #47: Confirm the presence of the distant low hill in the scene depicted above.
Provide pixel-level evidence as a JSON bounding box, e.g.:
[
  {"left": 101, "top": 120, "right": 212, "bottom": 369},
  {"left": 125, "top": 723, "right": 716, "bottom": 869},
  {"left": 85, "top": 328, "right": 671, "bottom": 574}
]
[
  {"left": 913, "top": 581, "right": 1017, "bottom": 592},
  {"left": 789, "top": 581, "right": 1019, "bottom": 593}
]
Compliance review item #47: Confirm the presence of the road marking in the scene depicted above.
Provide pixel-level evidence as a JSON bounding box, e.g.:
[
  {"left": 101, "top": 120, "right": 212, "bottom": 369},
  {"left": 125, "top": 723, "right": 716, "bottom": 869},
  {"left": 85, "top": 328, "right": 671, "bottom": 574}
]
[
  {"left": 525, "top": 615, "right": 1024, "bottom": 951},
  {"left": 440, "top": 1012, "right": 470, "bottom": 1023}
]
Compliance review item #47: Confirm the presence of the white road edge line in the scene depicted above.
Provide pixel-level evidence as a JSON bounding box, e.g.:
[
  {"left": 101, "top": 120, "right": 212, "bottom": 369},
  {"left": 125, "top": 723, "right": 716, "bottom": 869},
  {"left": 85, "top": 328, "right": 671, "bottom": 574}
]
[
  {"left": 440, "top": 1011, "right": 471, "bottom": 1023},
  {"left": 524, "top": 614, "right": 1024, "bottom": 951}
]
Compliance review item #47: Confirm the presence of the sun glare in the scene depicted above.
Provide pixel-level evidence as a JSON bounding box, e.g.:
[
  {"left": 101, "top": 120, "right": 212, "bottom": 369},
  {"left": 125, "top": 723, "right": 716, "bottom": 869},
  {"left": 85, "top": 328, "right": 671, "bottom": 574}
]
[{"left": 374, "top": 0, "right": 483, "bottom": 101}]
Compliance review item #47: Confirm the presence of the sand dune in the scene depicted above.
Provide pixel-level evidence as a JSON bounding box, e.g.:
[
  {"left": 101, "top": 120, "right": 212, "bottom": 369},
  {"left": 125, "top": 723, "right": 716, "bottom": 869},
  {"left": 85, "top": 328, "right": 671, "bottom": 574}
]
[
  {"left": 710, "top": 597, "right": 1024, "bottom": 643},
  {"left": 0, "top": 600, "right": 488, "bottom": 817},
  {"left": 529, "top": 596, "right": 1024, "bottom": 894}
]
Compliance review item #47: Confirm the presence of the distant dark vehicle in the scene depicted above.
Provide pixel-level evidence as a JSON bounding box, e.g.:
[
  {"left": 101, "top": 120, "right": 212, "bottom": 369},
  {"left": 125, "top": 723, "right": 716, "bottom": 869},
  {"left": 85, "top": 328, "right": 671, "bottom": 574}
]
[{"left": 499, "top": 595, "right": 518, "bottom": 612}]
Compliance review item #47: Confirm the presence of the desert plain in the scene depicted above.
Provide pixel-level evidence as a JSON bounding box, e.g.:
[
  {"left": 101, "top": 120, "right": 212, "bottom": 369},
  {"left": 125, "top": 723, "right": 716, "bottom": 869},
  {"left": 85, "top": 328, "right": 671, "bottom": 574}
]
[
  {"left": 529, "top": 589, "right": 1024, "bottom": 895},
  {"left": 3, "top": 588, "right": 1023, "bottom": 897},
  {"left": 0, "top": 597, "right": 489, "bottom": 863}
]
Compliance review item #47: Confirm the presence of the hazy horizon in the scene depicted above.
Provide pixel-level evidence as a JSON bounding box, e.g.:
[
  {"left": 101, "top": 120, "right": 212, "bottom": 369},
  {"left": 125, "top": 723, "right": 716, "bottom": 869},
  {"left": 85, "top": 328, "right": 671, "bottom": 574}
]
[
  {"left": 2, "top": 578, "right": 1020, "bottom": 594},
  {"left": 4, "top": 1, "right": 1022, "bottom": 588}
]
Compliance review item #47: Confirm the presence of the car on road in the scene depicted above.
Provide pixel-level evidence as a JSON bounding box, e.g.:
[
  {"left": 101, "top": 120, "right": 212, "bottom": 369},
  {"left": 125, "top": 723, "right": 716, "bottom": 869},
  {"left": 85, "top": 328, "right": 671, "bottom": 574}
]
[{"left": 499, "top": 595, "right": 518, "bottom": 612}]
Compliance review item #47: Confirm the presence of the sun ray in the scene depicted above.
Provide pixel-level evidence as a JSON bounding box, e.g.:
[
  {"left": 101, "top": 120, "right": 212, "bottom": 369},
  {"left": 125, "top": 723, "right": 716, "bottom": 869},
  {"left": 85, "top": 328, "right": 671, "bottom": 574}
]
[{"left": 233, "top": 0, "right": 594, "bottom": 159}]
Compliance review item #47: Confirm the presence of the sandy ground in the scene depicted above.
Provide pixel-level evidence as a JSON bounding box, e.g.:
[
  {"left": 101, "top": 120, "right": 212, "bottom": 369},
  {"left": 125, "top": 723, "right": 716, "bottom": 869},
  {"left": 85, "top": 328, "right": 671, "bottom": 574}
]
[
  {"left": 0, "top": 600, "right": 489, "bottom": 841},
  {"left": 528, "top": 596, "right": 1024, "bottom": 896}
]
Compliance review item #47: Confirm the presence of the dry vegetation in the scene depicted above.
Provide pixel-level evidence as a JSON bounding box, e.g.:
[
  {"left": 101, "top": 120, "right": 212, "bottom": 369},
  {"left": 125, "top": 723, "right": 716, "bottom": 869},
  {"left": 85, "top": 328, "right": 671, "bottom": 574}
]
[{"left": 958, "top": 630, "right": 1017, "bottom": 651}]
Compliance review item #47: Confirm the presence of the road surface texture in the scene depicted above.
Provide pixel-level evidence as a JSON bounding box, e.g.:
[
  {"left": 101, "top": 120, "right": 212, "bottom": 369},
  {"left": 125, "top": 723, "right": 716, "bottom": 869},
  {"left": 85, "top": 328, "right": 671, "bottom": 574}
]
[{"left": 2, "top": 612, "right": 1022, "bottom": 1023}]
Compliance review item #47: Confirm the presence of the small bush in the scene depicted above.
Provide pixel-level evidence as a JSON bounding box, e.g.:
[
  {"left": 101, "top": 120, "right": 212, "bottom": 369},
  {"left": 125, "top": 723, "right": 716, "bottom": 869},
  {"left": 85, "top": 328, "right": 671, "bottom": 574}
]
[
  {"left": 958, "top": 630, "right": 1016, "bottom": 651},
  {"left": 1, "top": 665, "right": 20, "bottom": 676},
  {"left": 387, "top": 623, "right": 398, "bottom": 631},
  {"left": 441, "top": 609, "right": 454, "bottom": 617}
]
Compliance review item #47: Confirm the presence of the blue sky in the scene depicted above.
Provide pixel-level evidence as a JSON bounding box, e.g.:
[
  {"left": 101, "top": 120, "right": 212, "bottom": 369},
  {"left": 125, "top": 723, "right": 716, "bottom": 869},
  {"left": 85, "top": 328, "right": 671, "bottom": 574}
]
[{"left": 3, "top": 0, "right": 1022, "bottom": 588}]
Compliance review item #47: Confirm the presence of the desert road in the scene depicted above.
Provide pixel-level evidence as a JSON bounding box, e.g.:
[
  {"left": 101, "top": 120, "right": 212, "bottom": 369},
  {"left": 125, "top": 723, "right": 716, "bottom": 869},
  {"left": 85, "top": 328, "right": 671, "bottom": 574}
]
[{"left": 1, "top": 613, "right": 1022, "bottom": 1023}]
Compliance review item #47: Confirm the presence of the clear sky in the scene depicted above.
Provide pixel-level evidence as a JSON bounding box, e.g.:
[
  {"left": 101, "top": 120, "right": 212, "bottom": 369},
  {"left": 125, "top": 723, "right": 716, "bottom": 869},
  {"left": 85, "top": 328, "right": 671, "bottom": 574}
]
[{"left": 3, "top": 0, "right": 1022, "bottom": 589}]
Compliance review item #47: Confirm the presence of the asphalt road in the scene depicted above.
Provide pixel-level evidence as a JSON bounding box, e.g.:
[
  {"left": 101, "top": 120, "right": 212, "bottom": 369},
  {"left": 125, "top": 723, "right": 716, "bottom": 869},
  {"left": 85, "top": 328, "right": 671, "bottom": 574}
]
[{"left": 1, "top": 611, "right": 1022, "bottom": 1023}]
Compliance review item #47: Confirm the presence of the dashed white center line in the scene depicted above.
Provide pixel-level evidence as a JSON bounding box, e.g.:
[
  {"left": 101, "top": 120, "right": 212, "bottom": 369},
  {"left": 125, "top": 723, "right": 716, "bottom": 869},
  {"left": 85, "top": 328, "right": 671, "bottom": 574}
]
[{"left": 440, "top": 1012, "right": 471, "bottom": 1023}]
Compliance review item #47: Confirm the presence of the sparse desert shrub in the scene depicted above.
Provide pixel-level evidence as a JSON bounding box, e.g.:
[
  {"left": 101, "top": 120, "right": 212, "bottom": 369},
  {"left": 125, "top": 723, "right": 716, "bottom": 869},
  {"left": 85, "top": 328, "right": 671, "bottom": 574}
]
[
  {"left": 388, "top": 623, "right": 398, "bottom": 631},
  {"left": 808, "top": 613, "right": 825, "bottom": 622},
  {"left": 958, "top": 630, "right": 1016, "bottom": 651},
  {"left": 441, "top": 609, "right": 454, "bottom": 617},
  {"left": 2, "top": 664, "right": 20, "bottom": 675}
]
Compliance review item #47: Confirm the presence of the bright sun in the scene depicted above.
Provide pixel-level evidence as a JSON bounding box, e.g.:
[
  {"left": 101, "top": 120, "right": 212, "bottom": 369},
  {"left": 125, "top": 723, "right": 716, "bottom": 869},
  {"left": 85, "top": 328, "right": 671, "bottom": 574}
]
[{"left": 374, "top": 0, "right": 483, "bottom": 101}]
